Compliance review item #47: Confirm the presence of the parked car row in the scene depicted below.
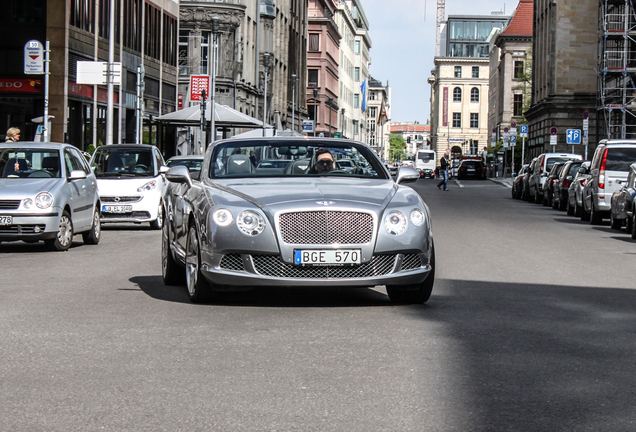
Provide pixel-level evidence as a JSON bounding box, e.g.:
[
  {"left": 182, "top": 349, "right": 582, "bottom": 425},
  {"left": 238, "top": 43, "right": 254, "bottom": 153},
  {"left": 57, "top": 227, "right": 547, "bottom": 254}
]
[{"left": 512, "top": 140, "right": 636, "bottom": 239}]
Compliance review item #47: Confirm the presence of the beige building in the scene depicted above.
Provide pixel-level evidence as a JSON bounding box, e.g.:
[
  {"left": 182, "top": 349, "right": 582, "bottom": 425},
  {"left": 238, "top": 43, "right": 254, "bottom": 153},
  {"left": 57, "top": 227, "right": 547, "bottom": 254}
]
[
  {"left": 366, "top": 77, "right": 391, "bottom": 159},
  {"left": 525, "top": 0, "right": 597, "bottom": 159},
  {"left": 488, "top": 0, "right": 533, "bottom": 154}
]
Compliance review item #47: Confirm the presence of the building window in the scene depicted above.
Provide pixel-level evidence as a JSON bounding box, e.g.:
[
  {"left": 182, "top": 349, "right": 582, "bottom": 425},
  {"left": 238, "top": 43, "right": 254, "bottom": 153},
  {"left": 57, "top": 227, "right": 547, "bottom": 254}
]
[
  {"left": 369, "top": 107, "right": 377, "bottom": 118},
  {"left": 308, "top": 69, "right": 318, "bottom": 87},
  {"left": 514, "top": 94, "right": 523, "bottom": 116},
  {"left": 453, "top": 87, "right": 462, "bottom": 102},
  {"left": 353, "top": 120, "right": 359, "bottom": 135},
  {"left": 354, "top": 94, "right": 359, "bottom": 108},
  {"left": 369, "top": 91, "right": 376, "bottom": 101},
  {"left": 470, "top": 113, "right": 479, "bottom": 128},
  {"left": 472, "top": 66, "right": 479, "bottom": 78},
  {"left": 70, "top": 0, "right": 94, "bottom": 32},
  {"left": 309, "top": 33, "right": 320, "bottom": 52},
  {"left": 178, "top": 31, "right": 188, "bottom": 76},
  {"left": 354, "top": 40, "right": 360, "bottom": 54},
  {"left": 354, "top": 67, "right": 360, "bottom": 82},
  {"left": 514, "top": 61, "right": 524, "bottom": 79},
  {"left": 453, "top": 113, "right": 461, "bottom": 128},
  {"left": 454, "top": 66, "right": 462, "bottom": 78},
  {"left": 470, "top": 87, "right": 479, "bottom": 102},
  {"left": 470, "top": 140, "right": 479, "bottom": 154}
]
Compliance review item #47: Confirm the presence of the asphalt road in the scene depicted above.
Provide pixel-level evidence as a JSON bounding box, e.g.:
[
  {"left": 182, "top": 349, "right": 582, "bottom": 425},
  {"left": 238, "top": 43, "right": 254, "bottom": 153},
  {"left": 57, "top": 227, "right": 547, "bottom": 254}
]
[{"left": 2, "top": 178, "right": 636, "bottom": 431}]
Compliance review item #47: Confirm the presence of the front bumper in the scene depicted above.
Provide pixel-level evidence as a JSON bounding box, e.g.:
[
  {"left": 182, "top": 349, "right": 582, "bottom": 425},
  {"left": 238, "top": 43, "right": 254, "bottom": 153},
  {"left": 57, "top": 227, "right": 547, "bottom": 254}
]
[
  {"left": 0, "top": 210, "right": 60, "bottom": 241},
  {"left": 200, "top": 251, "right": 432, "bottom": 288},
  {"left": 100, "top": 192, "right": 161, "bottom": 223}
]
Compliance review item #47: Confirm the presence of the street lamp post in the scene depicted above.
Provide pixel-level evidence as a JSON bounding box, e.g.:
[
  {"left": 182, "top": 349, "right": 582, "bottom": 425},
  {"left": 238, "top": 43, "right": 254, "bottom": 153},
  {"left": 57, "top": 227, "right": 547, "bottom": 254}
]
[
  {"left": 262, "top": 52, "right": 272, "bottom": 137},
  {"left": 210, "top": 18, "right": 221, "bottom": 147},
  {"left": 291, "top": 74, "right": 297, "bottom": 133}
]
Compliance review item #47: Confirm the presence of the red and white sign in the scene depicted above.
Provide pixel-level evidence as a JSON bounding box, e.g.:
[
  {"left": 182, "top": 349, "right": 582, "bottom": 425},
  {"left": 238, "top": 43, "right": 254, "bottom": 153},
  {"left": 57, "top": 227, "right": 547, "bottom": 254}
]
[
  {"left": 24, "top": 40, "right": 44, "bottom": 74},
  {"left": 442, "top": 87, "right": 449, "bottom": 127},
  {"left": 178, "top": 94, "right": 184, "bottom": 110},
  {"left": 190, "top": 75, "right": 210, "bottom": 102},
  {"left": 0, "top": 78, "right": 43, "bottom": 93}
]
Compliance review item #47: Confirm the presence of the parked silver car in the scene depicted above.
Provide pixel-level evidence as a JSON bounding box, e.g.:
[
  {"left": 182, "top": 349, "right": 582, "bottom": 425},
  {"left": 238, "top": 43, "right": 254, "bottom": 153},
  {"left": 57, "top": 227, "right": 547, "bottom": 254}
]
[
  {"left": 162, "top": 138, "right": 435, "bottom": 304},
  {"left": 528, "top": 152, "right": 582, "bottom": 203},
  {"left": 0, "top": 142, "right": 101, "bottom": 250},
  {"left": 566, "top": 161, "right": 591, "bottom": 217},
  {"left": 582, "top": 140, "right": 636, "bottom": 224}
]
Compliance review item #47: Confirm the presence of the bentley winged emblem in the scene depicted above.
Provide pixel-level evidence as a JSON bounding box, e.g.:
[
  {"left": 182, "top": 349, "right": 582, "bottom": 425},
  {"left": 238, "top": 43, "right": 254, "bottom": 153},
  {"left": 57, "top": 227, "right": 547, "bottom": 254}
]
[
  {"left": 234, "top": 160, "right": 246, "bottom": 165},
  {"left": 316, "top": 201, "right": 335, "bottom": 206}
]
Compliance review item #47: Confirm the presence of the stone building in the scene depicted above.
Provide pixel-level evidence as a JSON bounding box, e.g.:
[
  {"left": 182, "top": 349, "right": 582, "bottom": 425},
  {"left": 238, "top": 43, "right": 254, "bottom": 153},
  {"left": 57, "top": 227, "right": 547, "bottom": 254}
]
[
  {"left": 366, "top": 76, "right": 391, "bottom": 159},
  {"left": 525, "top": 0, "right": 597, "bottom": 159},
  {"left": 178, "top": 0, "right": 307, "bottom": 145},
  {"left": 488, "top": 0, "right": 533, "bottom": 157},
  {"left": 0, "top": 0, "right": 179, "bottom": 150}
]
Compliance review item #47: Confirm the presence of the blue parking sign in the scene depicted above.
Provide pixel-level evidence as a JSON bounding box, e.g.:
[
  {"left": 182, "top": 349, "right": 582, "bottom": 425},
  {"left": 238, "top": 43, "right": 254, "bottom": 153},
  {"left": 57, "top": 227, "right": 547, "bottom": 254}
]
[
  {"left": 566, "top": 129, "right": 581, "bottom": 144},
  {"left": 520, "top": 125, "right": 528, "bottom": 134}
]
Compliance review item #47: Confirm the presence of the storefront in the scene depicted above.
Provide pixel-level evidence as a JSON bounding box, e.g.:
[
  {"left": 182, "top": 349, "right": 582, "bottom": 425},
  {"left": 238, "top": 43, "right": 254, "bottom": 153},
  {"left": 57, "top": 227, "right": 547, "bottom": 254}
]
[
  {"left": 0, "top": 78, "right": 44, "bottom": 141},
  {"left": 67, "top": 81, "right": 119, "bottom": 150}
]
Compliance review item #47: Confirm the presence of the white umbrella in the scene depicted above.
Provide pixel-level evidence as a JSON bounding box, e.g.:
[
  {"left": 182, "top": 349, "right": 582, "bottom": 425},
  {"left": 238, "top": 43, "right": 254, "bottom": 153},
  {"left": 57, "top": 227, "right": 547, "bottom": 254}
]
[{"left": 155, "top": 102, "right": 269, "bottom": 129}]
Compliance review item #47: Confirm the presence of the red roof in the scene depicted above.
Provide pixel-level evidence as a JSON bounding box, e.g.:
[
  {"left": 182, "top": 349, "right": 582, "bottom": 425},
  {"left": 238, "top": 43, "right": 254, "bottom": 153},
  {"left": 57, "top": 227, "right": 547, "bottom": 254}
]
[
  {"left": 390, "top": 125, "right": 430, "bottom": 133},
  {"left": 500, "top": 0, "right": 533, "bottom": 37}
]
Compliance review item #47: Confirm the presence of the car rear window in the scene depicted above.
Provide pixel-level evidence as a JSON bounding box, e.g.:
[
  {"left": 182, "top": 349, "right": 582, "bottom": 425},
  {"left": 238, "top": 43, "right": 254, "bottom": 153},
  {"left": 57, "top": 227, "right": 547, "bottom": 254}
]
[
  {"left": 461, "top": 161, "right": 482, "bottom": 168},
  {"left": 605, "top": 147, "right": 636, "bottom": 171},
  {"left": 567, "top": 162, "right": 582, "bottom": 177},
  {"left": 546, "top": 157, "right": 573, "bottom": 171}
]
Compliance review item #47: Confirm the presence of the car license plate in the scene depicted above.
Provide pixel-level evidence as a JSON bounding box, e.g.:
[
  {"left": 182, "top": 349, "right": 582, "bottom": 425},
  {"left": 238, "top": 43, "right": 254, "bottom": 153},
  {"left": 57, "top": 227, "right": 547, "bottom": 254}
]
[
  {"left": 468, "top": 169, "right": 475, "bottom": 172},
  {"left": 102, "top": 205, "right": 133, "bottom": 213},
  {"left": 0, "top": 215, "right": 12, "bottom": 225},
  {"left": 294, "top": 249, "right": 361, "bottom": 266}
]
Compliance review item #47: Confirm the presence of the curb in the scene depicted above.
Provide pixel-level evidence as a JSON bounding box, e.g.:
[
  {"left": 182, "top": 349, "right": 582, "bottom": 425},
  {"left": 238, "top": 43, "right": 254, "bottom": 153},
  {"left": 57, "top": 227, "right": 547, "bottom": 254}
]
[{"left": 488, "top": 178, "right": 513, "bottom": 189}]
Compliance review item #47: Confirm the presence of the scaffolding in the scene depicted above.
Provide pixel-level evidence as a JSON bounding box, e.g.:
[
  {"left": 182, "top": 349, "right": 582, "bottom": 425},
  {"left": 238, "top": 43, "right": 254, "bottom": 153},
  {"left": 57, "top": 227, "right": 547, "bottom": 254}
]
[{"left": 598, "top": 0, "right": 636, "bottom": 139}]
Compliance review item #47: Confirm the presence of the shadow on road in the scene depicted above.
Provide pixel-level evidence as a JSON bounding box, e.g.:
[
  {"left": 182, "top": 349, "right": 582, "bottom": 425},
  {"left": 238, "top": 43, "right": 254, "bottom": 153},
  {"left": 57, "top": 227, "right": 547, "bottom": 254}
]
[
  {"left": 0, "top": 239, "right": 85, "bottom": 253},
  {"left": 407, "top": 278, "right": 636, "bottom": 431},
  {"left": 130, "top": 275, "right": 395, "bottom": 308}
]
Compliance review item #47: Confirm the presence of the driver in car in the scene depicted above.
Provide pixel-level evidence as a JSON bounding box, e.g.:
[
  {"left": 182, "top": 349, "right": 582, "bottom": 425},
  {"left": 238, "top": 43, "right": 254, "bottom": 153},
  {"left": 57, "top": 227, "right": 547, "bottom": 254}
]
[{"left": 309, "top": 148, "right": 335, "bottom": 174}]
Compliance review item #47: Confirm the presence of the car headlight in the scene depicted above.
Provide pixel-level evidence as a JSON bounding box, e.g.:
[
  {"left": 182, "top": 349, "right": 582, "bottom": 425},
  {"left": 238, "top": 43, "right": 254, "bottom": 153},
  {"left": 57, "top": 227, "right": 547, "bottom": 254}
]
[
  {"left": 22, "top": 198, "right": 34, "bottom": 210},
  {"left": 213, "top": 208, "right": 233, "bottom": 227},
  {"left": 137, "top": 180, "right": 157, "bottom": 192},
  {"left": 410, "top": 209, "right": 425, "bottom": 226},
  {"left": 35, "top": 192, "right": 53, "bottom": 209},
  {"left": 237, "top": 210, "right": 265, "bottom": 236},
  {"left": 384, "top": 210, "right": 407, "bottom": 235}
]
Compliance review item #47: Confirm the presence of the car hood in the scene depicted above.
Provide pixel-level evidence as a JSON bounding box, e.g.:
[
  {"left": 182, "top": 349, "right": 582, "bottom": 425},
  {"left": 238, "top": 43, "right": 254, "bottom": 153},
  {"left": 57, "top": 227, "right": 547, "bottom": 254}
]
[
  {"left": 0, "top": 178, "right": 61, "bottom": 198},
  {"left": 96, "top": 177, "right": 159, "bottom": 195},
  {"left": 211, "top": 177, "right": 398, "bottom": 209}
]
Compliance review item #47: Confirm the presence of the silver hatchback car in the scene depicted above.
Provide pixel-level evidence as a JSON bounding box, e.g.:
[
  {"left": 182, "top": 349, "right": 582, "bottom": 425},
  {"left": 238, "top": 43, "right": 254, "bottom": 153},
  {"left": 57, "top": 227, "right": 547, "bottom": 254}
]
[{"left": 0, "top": 142, "right": 101, "bottom": 250}]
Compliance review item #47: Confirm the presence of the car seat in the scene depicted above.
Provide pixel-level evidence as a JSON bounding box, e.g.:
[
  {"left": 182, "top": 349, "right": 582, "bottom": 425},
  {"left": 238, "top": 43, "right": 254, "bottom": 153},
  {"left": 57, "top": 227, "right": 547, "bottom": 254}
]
[
  {"left": 225, "top": 154, "right": 254, "bottom": 175},
  {"left": 41, "top": 156, "right": 60, "bottom": 176},
  {"left": 283, "top": 158, "right": 311, "bottom": 175}
]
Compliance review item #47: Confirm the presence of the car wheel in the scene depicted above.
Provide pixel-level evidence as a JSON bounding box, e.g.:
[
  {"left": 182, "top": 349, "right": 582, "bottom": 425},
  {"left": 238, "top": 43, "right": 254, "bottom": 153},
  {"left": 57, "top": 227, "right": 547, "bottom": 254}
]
[
  {"left": 610, "top": 211, "right": 622, "bottom": 230},
  {"left": 552, "top": 196, "right": 558, "bottom": 209},
  {"left": 162, "top": 217, "right": 185, "bottom": 286},
  {"left": 511, "top": 185, "right": 516, "bottom": 199},
  {"left": 574, "top": 199, "right": 583, "bottom": 217},
  {"left": 82, "top": 206, "right": 101, "bottom": 245},
  {"left": 45, "top": 210, "right": 74, "bottom": 251},
  {"left": 566, "top": 199, "right": 573, "bottom": 215},
  {"left": 387, "top": 245, "right": 435, "bottom": 304},
  {"left": 590, "top": 203, "right": 603, "bottom": 225},
  {"left": 632, "top": 210, "right": 636, "bottom": 240},
  {"left": 534, "top": 189, "right": 542, "bottom": 204},
  {"left": 627, "top": 211, "right": 634, "bottom": 234},
  {"left": 185, "top": 222, "right": 211, "bottom": 303},
  {"left": 559, "top": 194, "right": 567, "bottom": 211},
  {"left": 149, "top": 203, "right": 163, "bottom": 230}
]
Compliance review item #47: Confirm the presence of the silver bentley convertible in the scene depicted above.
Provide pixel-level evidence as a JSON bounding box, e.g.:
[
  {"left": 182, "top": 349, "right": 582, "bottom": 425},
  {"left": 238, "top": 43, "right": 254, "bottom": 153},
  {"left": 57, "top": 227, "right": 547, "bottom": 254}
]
[{"left": 161, "top": 138, "right": 435, "bottom": 304}]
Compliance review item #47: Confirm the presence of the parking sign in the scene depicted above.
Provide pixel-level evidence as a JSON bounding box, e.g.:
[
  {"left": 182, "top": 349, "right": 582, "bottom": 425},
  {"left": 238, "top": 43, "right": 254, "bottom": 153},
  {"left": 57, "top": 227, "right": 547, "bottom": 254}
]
[
  {"left": 520, "top": 125, "right": 528, "bottom": 137},
  {"left": 566, "top": 129, "right": 581, "bottom": 145}
]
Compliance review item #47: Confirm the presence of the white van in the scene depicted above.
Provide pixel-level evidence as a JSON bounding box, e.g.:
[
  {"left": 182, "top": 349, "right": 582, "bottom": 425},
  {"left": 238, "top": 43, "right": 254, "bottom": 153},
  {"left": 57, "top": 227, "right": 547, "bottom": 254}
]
[{"left": 415, "top": 150, "right": 436, "bottom": 178}]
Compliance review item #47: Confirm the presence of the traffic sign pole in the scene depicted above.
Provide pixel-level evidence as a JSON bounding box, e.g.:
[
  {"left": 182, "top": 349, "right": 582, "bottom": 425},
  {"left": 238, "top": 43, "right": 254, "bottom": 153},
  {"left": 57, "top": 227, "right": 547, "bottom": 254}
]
[{"left": 43, "top": 40, "right": 50, "bottom": 142}]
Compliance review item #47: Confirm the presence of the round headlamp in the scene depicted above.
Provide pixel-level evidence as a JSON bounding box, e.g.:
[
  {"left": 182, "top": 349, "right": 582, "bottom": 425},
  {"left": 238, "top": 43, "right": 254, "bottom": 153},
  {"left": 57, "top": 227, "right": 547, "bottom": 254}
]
[
  {"left": 384, "top": 210, "right": 407, "bottom": 236},
  {"left": 237, "top": 210, "right": 265, "bottom": 236},
  {"left": 410, "top": 209, "right": 425, "bottom": 226},
  {"left": 35, "top": 192, "right": 53, "bottom": 209},
  {"left": 22, "top": 198, "right": 34, "bottom": 210},
  {"left": 213, "top": 208, "right": 233, "bottom": 227}
]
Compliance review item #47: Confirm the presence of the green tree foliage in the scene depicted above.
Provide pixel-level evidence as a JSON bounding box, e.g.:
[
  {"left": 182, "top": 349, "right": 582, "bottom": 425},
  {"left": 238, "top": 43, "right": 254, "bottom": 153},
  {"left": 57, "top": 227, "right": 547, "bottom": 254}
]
[{"left": 389, "top": 134, "right": 407, "bottom": 161}]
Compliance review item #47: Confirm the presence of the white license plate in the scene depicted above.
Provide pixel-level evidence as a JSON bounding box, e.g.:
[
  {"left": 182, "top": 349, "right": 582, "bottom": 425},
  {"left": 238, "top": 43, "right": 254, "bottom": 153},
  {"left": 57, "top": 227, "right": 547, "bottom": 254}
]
[
  {"left": 468, "top": 169, "right": 475, "bottom": 172},
  {"left": 102, "top": 205, "right": 133, "bottom": 213},
  {"left": 0, "top": 215, "right": 12, "bottom": 225},
  {"left": 294, "top": 249, "right": 362, "bottom": 266}
]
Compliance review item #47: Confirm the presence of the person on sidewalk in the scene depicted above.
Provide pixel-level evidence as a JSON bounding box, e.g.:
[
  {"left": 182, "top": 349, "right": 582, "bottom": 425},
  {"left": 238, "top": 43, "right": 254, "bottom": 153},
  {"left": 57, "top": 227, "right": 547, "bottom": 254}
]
[{"left": 437, "top": 151, "right": 449, "bottom": 191}]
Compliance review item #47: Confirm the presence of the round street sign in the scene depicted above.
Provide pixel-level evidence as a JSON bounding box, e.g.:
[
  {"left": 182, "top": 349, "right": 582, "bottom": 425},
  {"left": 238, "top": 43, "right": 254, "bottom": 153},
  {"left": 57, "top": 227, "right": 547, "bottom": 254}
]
[
  {"left": 511, "top": 121, "right": 517, "bottom": 128},
  {"left": 584, "top": 109, "right": 589, "bottom": 119},
  {"left": 550, "top": 127, "right": 558, "bottom": 135},
  {"left": 492, "top": 128, "right": 497, "bottom": 134},
  {"left": 504, "top": 127, "right": 509, "bottom": 133}
]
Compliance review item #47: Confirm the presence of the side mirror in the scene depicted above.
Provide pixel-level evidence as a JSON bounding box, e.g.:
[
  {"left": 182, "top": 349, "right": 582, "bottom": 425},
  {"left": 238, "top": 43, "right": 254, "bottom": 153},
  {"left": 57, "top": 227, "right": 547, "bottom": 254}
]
[
  {"left": 69, "top": 170, "right": 87, "bottom": 180},
  {"left": 578, "top": 167, "right": 586, "bottom": 174},
  {"left": 395, "top": 166, "right": 420, "bottom": 184},
  {"left": 591, "top": 168, "right": 599, "bottom": 176},
  {"left": 159, "top": 165, "right": 170, "bottom": 174},
  {"left": 165, "top": 165, "right": 193, "bottom": 188},
  {"left": 512, "top": 172, "right": 517, "bottom": 177},
  {"left": 566, "top": 175, "right": 573, "bottom": 181}
]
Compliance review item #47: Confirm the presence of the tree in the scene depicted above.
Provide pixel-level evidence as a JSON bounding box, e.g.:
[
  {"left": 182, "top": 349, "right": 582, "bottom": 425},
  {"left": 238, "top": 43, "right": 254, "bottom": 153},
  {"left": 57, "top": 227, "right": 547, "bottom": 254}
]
[{"left": 389, "top": 134, "right": 407, "bottom": 161}]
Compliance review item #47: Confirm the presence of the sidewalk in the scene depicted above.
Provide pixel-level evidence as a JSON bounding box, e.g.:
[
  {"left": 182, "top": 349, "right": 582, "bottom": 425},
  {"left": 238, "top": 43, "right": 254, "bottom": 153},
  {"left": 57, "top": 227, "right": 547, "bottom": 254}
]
[{"left": 488, "top": 176, "right": 513, "bottom": 188}]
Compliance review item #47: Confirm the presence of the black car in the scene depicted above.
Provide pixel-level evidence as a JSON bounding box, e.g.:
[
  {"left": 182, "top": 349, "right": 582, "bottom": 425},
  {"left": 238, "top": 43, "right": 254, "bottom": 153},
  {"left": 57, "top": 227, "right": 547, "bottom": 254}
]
[
  {"left": 610, "top": 162, "right": 636, "bottom": 237},
  {"left": 552, "top": 160, "right": 584, "bottom": 211},
  {"left": 419, "top": 168, "right": 435, "bottom": 179},
  {"left": 512, "top": 164, "right": 529, "bottom": 199},
  {"left": 457, "top": 159, "right": 486, "bottom": 179},
  {"left": 543, "top": 162, "right": 566, "bottom": 207}
]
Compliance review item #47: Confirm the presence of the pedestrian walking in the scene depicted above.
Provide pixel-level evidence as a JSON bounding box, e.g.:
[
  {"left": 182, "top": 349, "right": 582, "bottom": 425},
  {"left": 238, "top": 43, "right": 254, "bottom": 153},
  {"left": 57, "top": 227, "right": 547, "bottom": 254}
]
[
  {"left": 5, "top": 127, "right": 20, "bottom": 142},
  {"left": 437, "top": 151, "right": 449, "bottom": 191}
]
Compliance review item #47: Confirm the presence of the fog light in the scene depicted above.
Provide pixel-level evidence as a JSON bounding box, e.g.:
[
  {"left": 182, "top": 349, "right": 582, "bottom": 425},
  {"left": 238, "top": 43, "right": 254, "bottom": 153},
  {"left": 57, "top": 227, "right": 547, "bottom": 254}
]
[{"left": 34, "top": 226, "right": 41, "bottom": 233}]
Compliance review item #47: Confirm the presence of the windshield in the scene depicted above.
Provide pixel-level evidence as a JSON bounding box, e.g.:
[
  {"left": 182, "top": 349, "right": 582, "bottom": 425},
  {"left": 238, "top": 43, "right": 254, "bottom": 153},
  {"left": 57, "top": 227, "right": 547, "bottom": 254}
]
[
  {"left": 0, "top": 149, "right": 61, "bottom": 178},
  {"left": 91, "top": 148, "right": 155, "bottom": 178},
  {"left": 546, "top": 157, "right": 574, "bottom": 171},
  {"left": 167, "top": 158, "right": 203, "bottom": 172},
  {"left": 209, "top": 140, "right": 388, "bottom": 180},
  {"left": 418, "top": 151, "right": 435, "bottom": 162}
]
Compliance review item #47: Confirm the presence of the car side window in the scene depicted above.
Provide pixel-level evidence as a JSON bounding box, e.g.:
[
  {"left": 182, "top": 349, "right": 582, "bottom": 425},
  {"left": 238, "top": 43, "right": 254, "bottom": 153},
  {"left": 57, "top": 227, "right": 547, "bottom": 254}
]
[
  {"left": 70, "top": 148, "right": 90, "bottom": 174},
  {"left": 63, "top": 151, "right": 78, "bottom": 177},
  {"left": 153, "top": 149, "right": 163, "bottom": 174},
  {"left": 591, "top": 146, "right": 603, "bottom": 170}
]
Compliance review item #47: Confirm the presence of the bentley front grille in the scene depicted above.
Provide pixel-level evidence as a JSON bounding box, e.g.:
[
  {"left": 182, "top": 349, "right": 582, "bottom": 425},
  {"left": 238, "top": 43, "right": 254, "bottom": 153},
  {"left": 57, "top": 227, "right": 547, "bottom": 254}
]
[
  {"left": 279, "top": 211, "right": 373, "bottom": 245},
  {"left": 252, "top": 254, "right": 396, "bottom": 279},
  {"left": 219, "top": 254, "right": 245, "bottom": 272},
  {"left": 401, "top": 253, "right": 422, "bottom": 270}
]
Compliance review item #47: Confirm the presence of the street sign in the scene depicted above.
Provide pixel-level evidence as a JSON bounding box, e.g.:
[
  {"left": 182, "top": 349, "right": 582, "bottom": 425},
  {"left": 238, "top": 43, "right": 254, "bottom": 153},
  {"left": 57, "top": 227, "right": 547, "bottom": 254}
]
[
  {"left": 550, "top": 135, "right": 557, "bottom": 145},
  {"left": 566, "top": 129, "right": 582, "bottom": 144},
  {"left": 510, "top": 127, "right": 517, "bottom": 136},
  {"left": 334, "top": 132, "right": 342, "bottom": 138},
  {"left": 24, "top": 40, "right": 44, "bottom": 74},
  {"left": 550, "top": 126, "right": 558, "bottom": 135},
  {"left": 520, "top": 125, "right": 528, "bottom": 137},
  {"left": 583, "top": 109, "right": 589, "bottom": 120},
  {"left": 504, "top": 127, "right": 509, "bottom": 134},
  {"left": 510, "top": 135, "right": 517, "bottom": 144},
  {"left": 511, "top": 121, "right": 517, "bottom": 128},
  {"left": 190, "top": 75, "right": 210, "bottom": 102},
  {"left": 302, "top": 120, "right": 314, "bottom": 133},
  {"left": 77, "top": 61, "right": 122, "bottom": 85}
]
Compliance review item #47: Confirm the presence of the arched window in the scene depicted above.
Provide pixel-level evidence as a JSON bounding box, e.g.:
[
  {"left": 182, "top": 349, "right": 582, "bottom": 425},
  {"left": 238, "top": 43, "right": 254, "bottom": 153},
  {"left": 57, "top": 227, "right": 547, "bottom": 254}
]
[
  {"left": 453, "top": 87, "right": 462, "bottom": 102},
  {"left": 471, "top": 87, "right": 479, "bottom": 102}
]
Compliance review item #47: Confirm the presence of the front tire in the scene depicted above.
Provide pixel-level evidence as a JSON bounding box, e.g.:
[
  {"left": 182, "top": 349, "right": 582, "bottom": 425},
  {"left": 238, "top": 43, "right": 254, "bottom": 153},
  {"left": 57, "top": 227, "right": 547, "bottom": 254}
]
[
  {"left": 610, "top": 211, "right": 622, "bottom": 230},
  {"left": 590, "top": 203, "right": 603, "bottom": 225},
  {"left": 631, "top": 210, "right": 636, "bottom": 240},
  {"left": 162, "top": 217, "right": 185, "bottom": 286},
  {"left": 82, "top": 206, "right": 101, "bottom": 245},
  {"left": 149, "top": 204, "right": 163, "bottom": 230},
  {"left": 387, "top": 245, "right": 435, "bottom": 304},
  {"left": 46, "top": 210, "right": 73, "bottom": 251},
  {"left": 185, "top": 222, "right": 211, "bottom": 303}
]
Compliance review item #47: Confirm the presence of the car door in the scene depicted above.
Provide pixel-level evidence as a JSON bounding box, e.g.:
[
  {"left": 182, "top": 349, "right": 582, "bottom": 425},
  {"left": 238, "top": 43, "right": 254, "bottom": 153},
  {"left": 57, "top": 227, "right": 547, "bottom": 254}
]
[
  {"left": 584, "top": 145, "right": 604, "bottom": 211},
  {"left": 63, "top": 149, "right": 92, "bottom": 230}
]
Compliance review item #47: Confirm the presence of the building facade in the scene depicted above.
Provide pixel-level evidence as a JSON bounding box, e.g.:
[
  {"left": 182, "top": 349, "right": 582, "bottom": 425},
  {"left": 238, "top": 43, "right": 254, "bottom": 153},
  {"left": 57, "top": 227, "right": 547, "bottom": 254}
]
[
  {"left": 525, "top": 0, "right": 597, "bottom": 159},
  {"left": 488, "top": 0, "right": 533, "bottom": 152},
  {"left": 366, "top": 76, "right": 390, "bottom": 159},
  {"left": 0, "top": 0, "right": 179, "bottom": 150},
  {"left": 429, "top": 14, "right": 509, "bottom": 163},
  {"left": 333, "top": 0, "right": 371, "bottom": 141},
  {"left": 390, "top": 123, "right": 431, "bottom": 156}
]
